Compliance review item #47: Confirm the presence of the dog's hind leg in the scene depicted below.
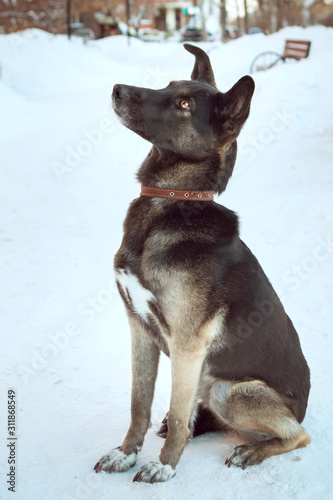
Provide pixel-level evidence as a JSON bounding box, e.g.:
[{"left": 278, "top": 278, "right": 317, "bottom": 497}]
[
  {"left": 208, "top": 379, "right": 311, "bottom": 469},
  {"left": 94, "top": 314, "right": 160, "bottom": 474},
  {"left": 158, "top": 404, "right": 230, "bottom": 439},
  {"left": 193, "top": 404, "right": 231, "bottom": 437}
]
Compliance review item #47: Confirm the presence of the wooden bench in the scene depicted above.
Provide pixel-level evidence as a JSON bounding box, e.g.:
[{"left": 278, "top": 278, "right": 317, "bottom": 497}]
[
  {"left": 282, "top": 40, "right": 311, "bottom": 60},
  {"left": 250, "top": 39, "right": 311, "bottom": 73}
]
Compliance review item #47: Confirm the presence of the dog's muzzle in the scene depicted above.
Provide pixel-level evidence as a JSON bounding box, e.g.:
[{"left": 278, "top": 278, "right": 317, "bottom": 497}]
[{"left": 113, "top": 84, "right": 129, "bottom": 100}]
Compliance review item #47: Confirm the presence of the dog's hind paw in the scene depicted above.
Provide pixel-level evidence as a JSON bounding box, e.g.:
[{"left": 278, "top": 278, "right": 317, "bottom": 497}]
[
  {"left": 133, "top": 460, "right": 176, "bottom": 483},
  {"left": 225, "top": 443, "right": 264, "bottom": 470},
  {"left": 94, "top": 446, "right": 138, "bottom": 474},
  {"left": 157, "top": 416, "right": 168, "bottom": 438}
]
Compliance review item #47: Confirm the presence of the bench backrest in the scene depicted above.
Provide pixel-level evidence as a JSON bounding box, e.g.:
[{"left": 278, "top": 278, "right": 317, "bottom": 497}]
[{"left": 282, "top": 40, "right": 311, "bottom": 60}]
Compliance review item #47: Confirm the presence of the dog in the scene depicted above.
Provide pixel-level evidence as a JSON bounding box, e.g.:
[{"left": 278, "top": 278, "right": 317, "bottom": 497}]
[{"left": 94, "top": 44, "right": 311, "bottom": 483}]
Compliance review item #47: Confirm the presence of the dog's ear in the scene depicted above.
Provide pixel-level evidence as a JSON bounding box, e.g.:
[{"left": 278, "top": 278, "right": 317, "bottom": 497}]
[
  {"left": 215, "top": 76, "right": 255, "bottom": 136},
  {"left": 184, "top": 44, "right": 217, "bottom": 89}
]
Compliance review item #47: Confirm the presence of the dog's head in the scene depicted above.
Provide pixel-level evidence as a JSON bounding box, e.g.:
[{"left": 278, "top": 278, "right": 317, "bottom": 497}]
[{"left": 113, "top": 44, "right": 254, "bottom": 156}]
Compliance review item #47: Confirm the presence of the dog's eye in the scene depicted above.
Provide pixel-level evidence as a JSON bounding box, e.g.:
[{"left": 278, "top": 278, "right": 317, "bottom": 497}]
[{"left": 179, "top": 100, "right": 190, "bottom": 109}]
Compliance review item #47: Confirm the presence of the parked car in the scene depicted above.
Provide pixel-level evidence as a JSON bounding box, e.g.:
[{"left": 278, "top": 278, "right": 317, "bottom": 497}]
[
  {"left": 249, "top": 27, "right": 263, "bottom": 35},
  {"left": 182, "top": 27, "right": 217, "bottom": 42},
  {"left": 73, "top": 28, "right": 95, "bottom": 41},
  {"left": 138, "top": 28, "right": 164, "bottom": 42},
  {"left": 182, "top": 27, "right": 202, "bottom": 42},
  {"left": 224, "top": 26, "right": 241, "bottom": 39}
]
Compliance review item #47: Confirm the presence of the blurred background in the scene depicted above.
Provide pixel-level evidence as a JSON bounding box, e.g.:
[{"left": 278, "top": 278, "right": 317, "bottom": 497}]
[{"left": 1, "top": 0, "right": 333, "bottom": 43}]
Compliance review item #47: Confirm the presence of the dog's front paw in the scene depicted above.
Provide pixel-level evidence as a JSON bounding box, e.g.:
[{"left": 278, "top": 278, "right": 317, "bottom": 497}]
[
  {"left": 94, "top": 447, "right": 137, "bottom": 473},
  {"left": 225, "top": 443, "right": 264, "bottom": 469},
  {"left": 133, "top": 460, "right": 176, "bottom": 483}
]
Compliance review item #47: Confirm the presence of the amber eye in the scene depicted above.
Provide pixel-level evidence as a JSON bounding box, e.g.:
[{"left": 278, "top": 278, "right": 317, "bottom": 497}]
[{"left": 179, "top": 100, "right": 190, "bottom": 109}]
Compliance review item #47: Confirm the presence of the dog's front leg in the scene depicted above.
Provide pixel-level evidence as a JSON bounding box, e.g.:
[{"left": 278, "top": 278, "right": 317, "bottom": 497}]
[
  {"left": 134, "top": 339, "right": 206, "bottom": 483},
  {"left": 94, "top": 314, "right": 160, "bottom": 474}
]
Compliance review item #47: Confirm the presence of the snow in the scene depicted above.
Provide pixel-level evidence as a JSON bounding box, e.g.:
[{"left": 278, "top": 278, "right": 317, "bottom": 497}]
[{"left": 0, "top": 26, "right": 332, "bottom": 499}]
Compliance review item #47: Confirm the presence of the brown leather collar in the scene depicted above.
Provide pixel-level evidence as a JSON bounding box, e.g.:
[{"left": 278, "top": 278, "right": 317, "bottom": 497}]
[{"left": 140, "top": 186, "right": 214, "bottom": 201}]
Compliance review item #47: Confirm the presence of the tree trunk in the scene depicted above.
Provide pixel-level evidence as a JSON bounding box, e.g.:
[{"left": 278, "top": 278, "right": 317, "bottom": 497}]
[
  {"left": 126, "top": 0, "right": 131, "bottom": 44},
  {"left": 200, "top": 0, "right": 207, "bottom": 41},
  {"left": 276, "top": 0, "right": 283, "bottom": 31},
  {"left": 243, "top": 0, "right": 249, "bottom": 34},
  {"left": 67, "top": 0, "right": 71, "bottom": 39},
  {"left": 234, "top": 0, "right": 241, "bottom": 33},
  {"left": 220, "top": 0, "right": 226, "bottom": 41}
]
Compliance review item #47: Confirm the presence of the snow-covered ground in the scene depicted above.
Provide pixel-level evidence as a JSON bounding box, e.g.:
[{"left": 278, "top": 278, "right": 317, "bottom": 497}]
[{"left": 0, "top": 26, "right": 332, "bottom": 500}]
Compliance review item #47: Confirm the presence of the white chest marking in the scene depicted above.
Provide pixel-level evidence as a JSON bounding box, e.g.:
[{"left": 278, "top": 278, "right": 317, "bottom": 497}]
[{"left": 116, "top": 268, "right": 155, "bottom": 321}]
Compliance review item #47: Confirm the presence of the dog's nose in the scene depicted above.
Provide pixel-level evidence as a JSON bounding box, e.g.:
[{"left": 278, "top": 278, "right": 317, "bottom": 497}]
[{"left": 113, "top": 84, "right": 129, "bottom": 100}]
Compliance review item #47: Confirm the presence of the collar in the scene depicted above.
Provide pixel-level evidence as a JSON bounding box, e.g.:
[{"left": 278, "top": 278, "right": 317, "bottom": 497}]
[{"left": 140, "top": 186, "right": 214, "bottom": 201}]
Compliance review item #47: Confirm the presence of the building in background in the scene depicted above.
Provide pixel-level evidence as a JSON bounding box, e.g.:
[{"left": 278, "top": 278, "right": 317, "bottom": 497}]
[
  {"left": 154, "top": 1, "right": 192, "bottom": 33},
  {"left": 0, "top": 0, "right": 333, "bottom": 36}
]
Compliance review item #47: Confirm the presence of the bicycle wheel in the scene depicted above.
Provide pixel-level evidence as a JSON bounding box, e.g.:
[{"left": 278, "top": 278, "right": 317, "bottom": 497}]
[{"left": 250, "top": 52, "right": 283, "bottom": 73}]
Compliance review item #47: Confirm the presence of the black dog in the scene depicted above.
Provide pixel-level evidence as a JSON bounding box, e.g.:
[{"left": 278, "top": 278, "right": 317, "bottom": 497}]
[{"left": 94, "top": 44, "right": 310, "bottom": 483}]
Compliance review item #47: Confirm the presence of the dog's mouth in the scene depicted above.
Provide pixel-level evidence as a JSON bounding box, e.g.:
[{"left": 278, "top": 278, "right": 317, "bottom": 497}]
[
  {"left": 112, "top": 91, "right": 130, "bottom": 125},
  {"left": 112, "top": 102, "right": 122, "bottom": 117},
  {"left": 112, "top": 97, "right": 147, "bottom": 139},
  {"left": 113, "top": 102, "right": 132, "bottom": 129}
]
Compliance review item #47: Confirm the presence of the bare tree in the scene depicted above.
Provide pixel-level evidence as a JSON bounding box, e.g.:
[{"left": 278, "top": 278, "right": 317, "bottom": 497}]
[
  {"left": 234, "top": 0, "right": 241, "bottom": 33},
  {"left": 0, "top": 0, "right": 66, "bottom": 33},
  {"left": 0, "top": 0, "right": 153, "bottom": 35},
  {"left": 252, "top": 0, "right": 308, "bottom": 33},
  {"left": 243, "top": 0, "right": 248, "bottom": 33},
  {"left": 276, "top": 0, "right": 283, "bottom": 30},
  {"left": 95, "top": 0, "right": 153, "bottom": 37},
  {"left": 220, "top": 0, "right": 226, "bottom": 40}
]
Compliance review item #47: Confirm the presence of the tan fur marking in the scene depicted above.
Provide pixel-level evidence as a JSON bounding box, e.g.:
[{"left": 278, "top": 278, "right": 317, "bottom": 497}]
[
  {"left": 160, "top": 344, "right": 207, "bottom": 468},
  {"left": 154, "top": 162, "right": 208, "bottom": 190},
  {"left": 225, "top": 381, "right": 300, "bottom": 439},
  {"left": 144, "top": 268, "right": 208, "bottom": 341},
  {"left": 197, "top": 312, "right": 226, "bottom": 347},
  {"left": 158, "top": 315, "right": 223, "bottom": 469}
]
